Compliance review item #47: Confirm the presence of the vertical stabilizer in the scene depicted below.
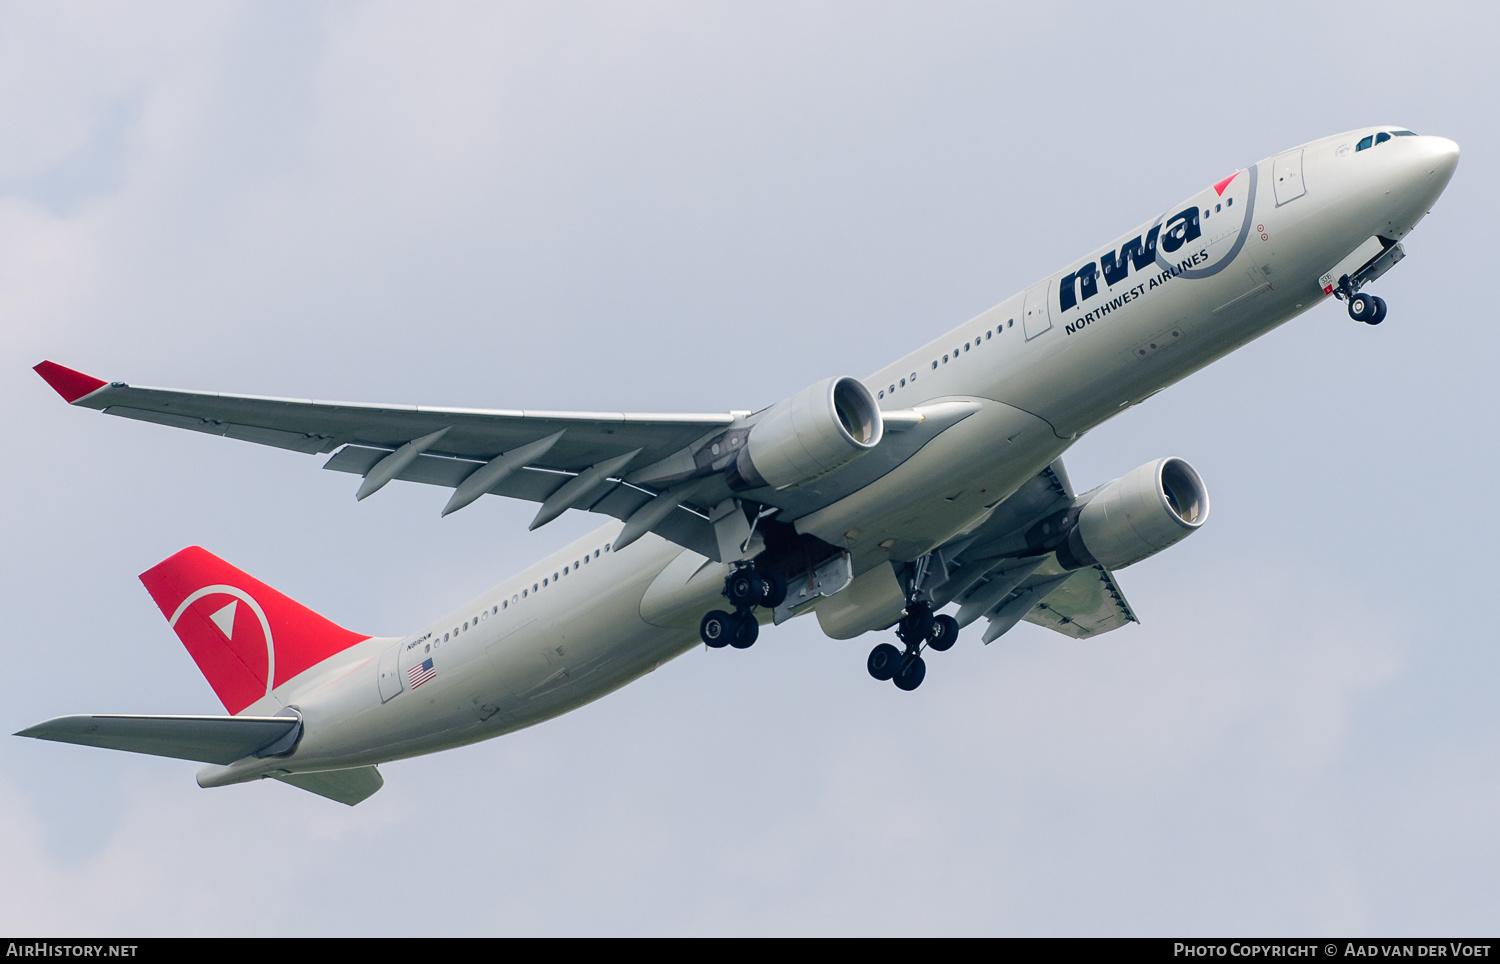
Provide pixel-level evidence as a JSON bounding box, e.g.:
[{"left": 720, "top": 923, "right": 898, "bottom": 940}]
[{"left": 139, "top": 547, "right": 369, "bottom": 714}]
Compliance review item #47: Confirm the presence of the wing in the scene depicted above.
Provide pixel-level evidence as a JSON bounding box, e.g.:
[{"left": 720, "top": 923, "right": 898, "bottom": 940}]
[
  {"left": 927, "top": 459, "right": 1140, "bottom": 643},
  {"left": 35, "top": 361, "right": 738, "bottom": 558}
]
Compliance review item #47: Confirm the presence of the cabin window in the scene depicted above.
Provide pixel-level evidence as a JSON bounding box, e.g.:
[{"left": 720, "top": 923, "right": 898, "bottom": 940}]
[
  {"left": 878, "top": 390, "right": 884, "bottom": 399},
  {"left": 444, "top": 632, "right": 449, "bottom": 641},
  {"left": 502, "top": 600, "right": 508, "bottom": 610},
  {"left": 931, "top": 361, "right": 938, "bottom": 369},
  {"left": 942, "top": 354, "right": 948, "bottom": 363},
  {"left": 964, "top": 343, "right": 970, "bottom": 351},
  {"left": 899, "top": 378, "right": 905, "bottom": 387}
]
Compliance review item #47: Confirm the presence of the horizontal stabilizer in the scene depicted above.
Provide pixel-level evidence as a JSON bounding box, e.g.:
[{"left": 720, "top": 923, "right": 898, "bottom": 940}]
[
  {"left": 273, "top": 766, "right": 384, "bottom": 806},
  {"left": 15, "top": 714, "right": 300, "bottom": 765}
]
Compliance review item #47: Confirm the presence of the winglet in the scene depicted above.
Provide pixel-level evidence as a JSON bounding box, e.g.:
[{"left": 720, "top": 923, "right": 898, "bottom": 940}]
[{"left": 34, "top": 361, "right": 108, "bottom": 403}]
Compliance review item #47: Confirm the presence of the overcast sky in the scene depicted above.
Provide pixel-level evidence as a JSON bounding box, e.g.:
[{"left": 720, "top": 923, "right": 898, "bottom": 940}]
[{"left": 3, "top": 1, "right": 1497, "bottom": 936}]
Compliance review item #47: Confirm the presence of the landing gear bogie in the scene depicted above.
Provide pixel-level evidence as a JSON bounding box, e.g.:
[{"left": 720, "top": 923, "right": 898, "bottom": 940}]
[
  {"left": 872, "top": 599, "right": 960, "bottom": 691},
  {"left": 702, "top": 563, "right": 782, "bottom": 649}
]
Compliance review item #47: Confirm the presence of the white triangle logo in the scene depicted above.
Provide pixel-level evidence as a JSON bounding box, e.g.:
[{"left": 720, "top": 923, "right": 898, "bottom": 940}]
[{"left": 209, "top": 600, "right": 237, "bottom": 639}]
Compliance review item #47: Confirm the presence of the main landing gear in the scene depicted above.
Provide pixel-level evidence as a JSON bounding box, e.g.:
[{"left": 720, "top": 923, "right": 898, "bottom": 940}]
[
  {"left": 700, "top": 564, "right": 787, "bottom": 650},
  {"left": 866, "top": 600, "right": 960, "bottom": 692}
]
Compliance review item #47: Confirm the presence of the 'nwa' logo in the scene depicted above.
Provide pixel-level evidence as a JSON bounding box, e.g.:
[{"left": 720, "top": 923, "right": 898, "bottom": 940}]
[{"left": 1058, "top": 207, "right": 1201, "bottom": 313}]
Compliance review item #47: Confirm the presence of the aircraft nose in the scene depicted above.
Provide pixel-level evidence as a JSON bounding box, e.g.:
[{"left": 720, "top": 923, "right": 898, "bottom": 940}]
[
  {"left": 1421, "top": 135, "right": 1460, "bottom": 183},
  {"left": 1401, "top": 135, "right": 1460, "bottom": 205}
]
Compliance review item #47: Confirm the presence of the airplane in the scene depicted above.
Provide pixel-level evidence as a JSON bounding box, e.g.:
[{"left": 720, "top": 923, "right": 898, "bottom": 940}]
[{"left": 18, "top": 126, "right": 1459, "bottom": 806}]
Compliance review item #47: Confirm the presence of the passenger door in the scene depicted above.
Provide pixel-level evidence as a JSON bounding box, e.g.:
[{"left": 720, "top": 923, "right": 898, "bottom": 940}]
[
  {"left": 1023, "top": 281, "right": 1053, "bottom": 340},
  {"left": 1273, "top": 149, "right": 1306, "bottom": 205}
]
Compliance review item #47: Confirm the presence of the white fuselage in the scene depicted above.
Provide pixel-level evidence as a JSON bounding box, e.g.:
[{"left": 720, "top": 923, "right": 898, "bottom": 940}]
[{"left": 207, "top": 127, "right": 1459, "bottom": 785}]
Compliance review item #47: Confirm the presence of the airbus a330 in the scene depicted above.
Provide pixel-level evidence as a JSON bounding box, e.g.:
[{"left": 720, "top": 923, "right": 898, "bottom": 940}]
[{"left": 19, "top": 127, "right": 1459, "bottom": 805}]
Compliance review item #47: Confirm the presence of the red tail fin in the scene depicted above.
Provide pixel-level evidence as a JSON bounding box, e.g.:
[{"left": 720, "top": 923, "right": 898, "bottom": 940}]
[{"left": 139, "top": 547, "right": 369, "bottom": 714}]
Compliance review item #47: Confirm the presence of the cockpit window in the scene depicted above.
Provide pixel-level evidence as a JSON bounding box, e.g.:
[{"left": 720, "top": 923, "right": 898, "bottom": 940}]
[{"left": 1357, "top": 130, "right": 1416, "bottom": 153}]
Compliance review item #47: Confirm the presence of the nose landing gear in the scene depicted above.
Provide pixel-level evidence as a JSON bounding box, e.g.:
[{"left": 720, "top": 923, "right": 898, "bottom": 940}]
[
  {"left": 1347, "top": 291, "right": 1387, "bottom": 325},
  {"left": 1332, "top": 271, "right": 1388, "bottom": 326}
]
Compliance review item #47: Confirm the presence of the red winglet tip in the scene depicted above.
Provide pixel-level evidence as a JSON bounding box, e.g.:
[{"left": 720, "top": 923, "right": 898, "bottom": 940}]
[
  {"left": 34, "top": 360, "right": 108, "bottom": 403},
  {"left": 1212, "top": 171, "right": 1240, "bottom": 197}
]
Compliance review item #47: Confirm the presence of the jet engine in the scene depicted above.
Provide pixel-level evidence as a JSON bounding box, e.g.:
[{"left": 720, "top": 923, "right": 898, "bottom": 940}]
[
  {"left": 1057, "top": 457, "right": 1209, "bottom": 570},
  {"left": 730, "top": 376, "right": 883, "bottom": 490}
]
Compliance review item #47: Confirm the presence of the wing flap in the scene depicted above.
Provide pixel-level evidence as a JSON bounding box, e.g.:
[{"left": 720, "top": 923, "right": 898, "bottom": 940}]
[
  {"left": 15, "top": 714, "right": 300, "bottom": 765},
  {"left": 322, "top": 445, "right": 719, "bottom": 557},
  {"left": 1022, "top": 565, "right": 1138, "bottom": 638}
]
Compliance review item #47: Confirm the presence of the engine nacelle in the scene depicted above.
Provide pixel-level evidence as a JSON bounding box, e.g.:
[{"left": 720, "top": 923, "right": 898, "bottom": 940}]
[
  {"left": 730, "top": 376, "right": 883, "bottom": 490},
  {"left": 1058, "top": 457, "right": 1209, "bottom": 570}
]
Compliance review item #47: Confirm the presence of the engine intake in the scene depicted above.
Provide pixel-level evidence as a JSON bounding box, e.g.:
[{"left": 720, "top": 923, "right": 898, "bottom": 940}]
[
  {"left": 1058, "top": 457, "right": 1209, "bottom": 570},
  {"left": 731, "top": 377, "right": 883, "bottom": 490}
]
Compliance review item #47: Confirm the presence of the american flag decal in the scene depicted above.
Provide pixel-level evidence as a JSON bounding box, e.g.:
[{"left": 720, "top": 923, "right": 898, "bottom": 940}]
[{"left": 408, "top": 658, "right": 436, "bottom": 689}]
